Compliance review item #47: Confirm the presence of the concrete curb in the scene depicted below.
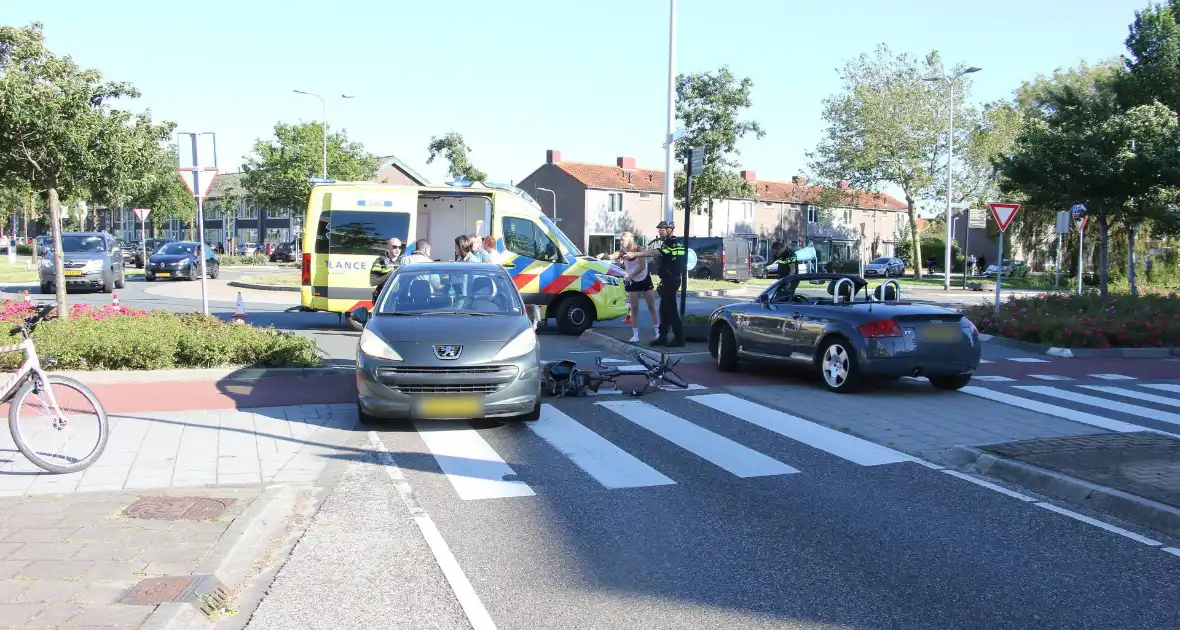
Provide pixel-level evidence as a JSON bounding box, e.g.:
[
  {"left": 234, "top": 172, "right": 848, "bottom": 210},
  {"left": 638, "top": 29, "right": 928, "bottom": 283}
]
[
  {"left": 142, "top": 485, "right": 299, "bottom": 630},
  {"left": 56, "top": 365, "right": 353, "bottom": 385},
  {"left": 226, "top": 280, "right": 299, "bottom": 293},
  {"left": 950, "top": 445, "right": 1180, "bottom": 539},
  {"left": 976, "top": 333, "right": 1179, "bottom": 359}
]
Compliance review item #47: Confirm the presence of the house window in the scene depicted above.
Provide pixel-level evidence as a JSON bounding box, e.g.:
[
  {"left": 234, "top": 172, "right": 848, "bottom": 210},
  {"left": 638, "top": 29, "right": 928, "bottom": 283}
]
[
  {"left": 843, "top": 209, "right": 853, "bottom": 223},
  {"left": 501, "top": 217, "right": 561, "bottom": 263},
  {"left": 237, "top": 204, "right": 258, "bottom": 220},
  {"left": 607, "top": 192, "right": 623, "bottom": 213},
  {"left": 639, "top": 192, "right": 651, "bottom": 199},
  {"left": 268, "top": 207, "right": 292, "bottom": 219},
  {"left": 807, "top": 205, "right": 819, "bottom": 223},
  {"left": 205, "top": 208, "right": 221, "bottom": 221}
]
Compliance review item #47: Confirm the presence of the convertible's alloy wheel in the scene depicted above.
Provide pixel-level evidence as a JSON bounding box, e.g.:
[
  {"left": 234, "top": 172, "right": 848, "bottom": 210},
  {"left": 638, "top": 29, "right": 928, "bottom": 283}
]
[{"left": 823, "top": 344, "right": 849, "bottom": 389}]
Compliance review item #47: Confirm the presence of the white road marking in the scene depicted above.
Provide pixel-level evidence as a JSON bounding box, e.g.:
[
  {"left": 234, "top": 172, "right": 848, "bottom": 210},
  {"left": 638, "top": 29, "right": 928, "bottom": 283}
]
[
  {"left": 1014, "top": 385, "right": 1180, "bottom": 426},
  {"left": 596, "top": 358, "right": 627, "bottom": 363},
  {"left": 367, "top": 432, "right": 499, "bottom": 630},
  {"left": 413, "top": 421, "right": 535, "bottom": 501},
  {"left": 1029, "top": 374, "right": 1073, "bottom": 381},
  {"left": 1140, "top": 383, "right": 1180, "bottom": 395},
  {"left": 941, "top": 470, "right": 1035, "bottom": 501},
  {"left": 1090, "top": 373, "right": 1138, "bottom": 380},
  {"left": 1007, "top": 357, "right": 1050, "bottom": 363},
  {"left": 972, "top": 375, "right": 1017, "bottom": 382},
  {"left": 526, "top": 406, "right": 675, "bottom": 489},
  {"left": 1163, "top": 547, "right": 1180, "bottom": 558},
  {"left": 598, "top": 400, "right": 800, "bottom": 478},
  {"left": 960, "top": 386, "right": 1168, "bottom": 434},
  {"left": 688, "top": 394, "right": 914, "bottom": 466},
  {"left": 979, "top": 359, "right": 995, "bottom": 364},
  {"left": 660, "top": 383, "right": 707, "bottom": 392},
  {"left": 1036, "top": 502, "right": 1162, "bottom": 546},
  {"left": 1079, "top": 385, "right": 1180, "bottom": 410}
]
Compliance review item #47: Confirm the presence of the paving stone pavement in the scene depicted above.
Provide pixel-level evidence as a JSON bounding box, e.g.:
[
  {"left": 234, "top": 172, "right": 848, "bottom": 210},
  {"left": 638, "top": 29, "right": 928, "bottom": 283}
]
[
  {"left": 729, "top": 382, "right": 1107, "bottom": 463},
  {"left": 0, "top": 487, "right": 264, "bottom": 628},
  {"left": 0, "top": 403, "right": 361, "bottom": 497}
]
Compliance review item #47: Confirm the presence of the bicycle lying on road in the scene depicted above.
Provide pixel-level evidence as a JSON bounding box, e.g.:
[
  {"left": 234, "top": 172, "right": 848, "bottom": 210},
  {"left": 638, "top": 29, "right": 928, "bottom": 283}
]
[
  {"left": 542, "top": 350, "right": 689, "bottom": 397},
  {"left": 2, "top": 305, "right": 109, "bottom": 474}
]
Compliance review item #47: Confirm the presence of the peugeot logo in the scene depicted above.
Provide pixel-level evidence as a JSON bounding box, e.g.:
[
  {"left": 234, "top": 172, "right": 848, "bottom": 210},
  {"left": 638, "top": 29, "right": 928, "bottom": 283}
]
[{"left": 434, "top": 345, "right": 463, "bottom": 360}]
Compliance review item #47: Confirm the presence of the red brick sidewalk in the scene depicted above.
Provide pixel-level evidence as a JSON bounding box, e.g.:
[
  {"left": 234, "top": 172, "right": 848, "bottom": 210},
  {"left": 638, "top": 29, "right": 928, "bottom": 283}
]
[{"left": 78, "top": 374, "right": 356, "bottom": 413}]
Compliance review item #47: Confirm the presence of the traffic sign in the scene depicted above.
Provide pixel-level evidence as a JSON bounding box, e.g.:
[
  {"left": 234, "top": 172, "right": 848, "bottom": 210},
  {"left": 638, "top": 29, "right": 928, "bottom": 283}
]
[
  {"left": 1072, "top": 203, "right": 1086, "bottom": 217},
  {"left": 177, "top": 167, "right": 219, "bottom": 199},
  {"left": 686, "top": 248, "right": 698, "bottom": 271},
  {"left": 132, "top": 208, "right": 151, "bottom": 222},
  {"left": 687, "top": 147, "right": 705, "bottom": 177},
  {"left": 1055, "top": 211, "right": 1070, "bottom": 234},
  {"left": 987, "top": 202, "right": 1022, "bottom": 232},
  {"left": 1075, "top": 216, "right": 1089, "bottom": 233},
  {"left": 967, "top": 207, "right": 987, "bottom": 229}
]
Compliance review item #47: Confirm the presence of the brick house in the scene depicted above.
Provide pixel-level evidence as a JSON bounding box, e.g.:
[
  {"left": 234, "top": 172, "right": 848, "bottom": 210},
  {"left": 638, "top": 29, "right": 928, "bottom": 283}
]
[
  {"left": 374, "top": 155, "right": 430, "bottom": 186},
  {"left": 517, "top": 150, "right": 909, "bottom": 265}
]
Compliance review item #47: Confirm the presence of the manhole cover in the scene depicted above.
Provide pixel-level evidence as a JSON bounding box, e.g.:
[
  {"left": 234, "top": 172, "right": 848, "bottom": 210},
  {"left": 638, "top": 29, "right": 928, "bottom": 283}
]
[
  {"left": 120, "top": 576, "right": 199, "bottom": 605},
  {"left": 123, "top": 496, "right": 235, "bottom": 521}
]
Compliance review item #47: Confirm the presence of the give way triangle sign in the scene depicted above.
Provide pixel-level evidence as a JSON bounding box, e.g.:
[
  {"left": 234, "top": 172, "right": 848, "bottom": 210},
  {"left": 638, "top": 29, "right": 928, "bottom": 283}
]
[
  {"left": 987, "top": 202, "right": 1022, "bottom": 233},
  {"left": 177, "top": 166, "right": 219, "bottom": 200}
]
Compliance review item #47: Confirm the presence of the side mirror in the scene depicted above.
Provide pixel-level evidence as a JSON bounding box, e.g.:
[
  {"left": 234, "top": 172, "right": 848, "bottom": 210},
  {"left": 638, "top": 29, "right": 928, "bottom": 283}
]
[
  {"left": 528, "top": 304, "right": 542, "bottom": 329},
  {"left": 351, "top": 307, "right": 369, "bottom": 325},
  {"left": 758, "top": 293, "right": 771, "bottom": 307}
]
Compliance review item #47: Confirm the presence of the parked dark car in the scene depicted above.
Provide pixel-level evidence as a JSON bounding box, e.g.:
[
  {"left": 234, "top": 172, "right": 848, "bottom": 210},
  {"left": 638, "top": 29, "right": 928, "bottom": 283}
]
[
  {"left": 270, "top": 240, "right": 299, "bottom": 263},
  {"left": 707, "top": 273, "right": 981, "bottom": 393},
  {"left": 144, "top": 241, "right": 220, "bottom": 282},
  {"left": 132, "top": 237, "right": 175, "bottom": 268}
]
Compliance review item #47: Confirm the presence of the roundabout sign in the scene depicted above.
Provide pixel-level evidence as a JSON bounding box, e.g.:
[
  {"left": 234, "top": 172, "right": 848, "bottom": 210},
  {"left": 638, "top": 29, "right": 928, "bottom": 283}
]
[{"left": 685, "top": 248, "right": 698, "bottom": 271}]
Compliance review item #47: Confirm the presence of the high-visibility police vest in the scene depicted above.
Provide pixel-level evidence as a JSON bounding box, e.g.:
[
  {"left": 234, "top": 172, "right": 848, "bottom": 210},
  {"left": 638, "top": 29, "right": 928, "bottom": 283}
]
[{"left": 657, "top": 238, "right": 686, "bottom": 279}]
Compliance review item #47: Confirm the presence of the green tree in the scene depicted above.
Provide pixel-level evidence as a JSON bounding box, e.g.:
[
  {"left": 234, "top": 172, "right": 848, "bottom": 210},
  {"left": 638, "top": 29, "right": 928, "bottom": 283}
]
[
  {"left": 0, "top": 23, "right": 161, "bottom": 317},
  {"left": 808, "top": 45, "right": 973, "bottom": 278},
  {"left": 1121, "top": 1, "right": 1180, "bottom": 113},
  {"left": 426, "top": 132, "right": 487, "bottom": 182},
  {"left": 243, "top": 121, "right": 378, "bottom": 214},
  {"left": 672, "top": 65, "right": 766, "bottom": 235}
]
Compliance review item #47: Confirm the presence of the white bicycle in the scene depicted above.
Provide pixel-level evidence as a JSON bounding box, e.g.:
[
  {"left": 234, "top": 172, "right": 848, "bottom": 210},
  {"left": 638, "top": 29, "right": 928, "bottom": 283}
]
[{"left": 3, "top": 305, "right": 109, "bottom": 473}]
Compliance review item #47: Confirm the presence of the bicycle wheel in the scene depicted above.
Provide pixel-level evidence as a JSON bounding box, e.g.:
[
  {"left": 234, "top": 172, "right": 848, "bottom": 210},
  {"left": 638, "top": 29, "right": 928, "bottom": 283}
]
[
  {"left": 9, "top": 374, "right": 109, "bottom": 474},
  {"left": 660, "top": 369, "right": 689, "bottom": 389}
]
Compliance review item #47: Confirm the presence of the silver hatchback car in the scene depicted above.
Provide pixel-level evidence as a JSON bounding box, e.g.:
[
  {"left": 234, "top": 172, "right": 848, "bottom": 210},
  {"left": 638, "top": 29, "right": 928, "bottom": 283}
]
[
  {"left": 39, "top": 232, "right": 126, "bottom": 294},
  {"left": 351, "top": 262, "right": 543, "bottom": 424}
]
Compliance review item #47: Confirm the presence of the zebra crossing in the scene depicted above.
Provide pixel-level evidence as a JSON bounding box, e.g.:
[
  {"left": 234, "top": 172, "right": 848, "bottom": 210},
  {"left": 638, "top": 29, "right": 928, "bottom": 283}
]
[
  {"left": 971, "top": 372, "right": 1140, "bottom": 383},
  {"left": 402, "top": 393, "right": 918, "bottom": 501},
  {"left": 962, "top": 380, "right": 1180, "bottom": 437}
]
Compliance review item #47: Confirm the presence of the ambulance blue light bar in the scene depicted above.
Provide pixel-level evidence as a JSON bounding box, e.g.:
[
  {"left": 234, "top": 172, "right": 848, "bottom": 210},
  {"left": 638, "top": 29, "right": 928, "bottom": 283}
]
[{"left": 357, "top": 200, "right": 394, "bottom": 207}]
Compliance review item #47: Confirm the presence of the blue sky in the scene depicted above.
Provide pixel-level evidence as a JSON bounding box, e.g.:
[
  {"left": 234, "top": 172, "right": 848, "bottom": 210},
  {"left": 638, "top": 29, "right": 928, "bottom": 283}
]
[{"left": 4, "top": 0, "right": 1152, "bottom": 193}]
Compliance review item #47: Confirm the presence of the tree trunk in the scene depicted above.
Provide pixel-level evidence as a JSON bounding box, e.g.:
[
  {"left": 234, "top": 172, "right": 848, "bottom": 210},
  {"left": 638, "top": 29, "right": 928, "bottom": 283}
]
[
  {"left": 1097, "top": 214, "right": 1110, "bottom": 297},
  {"left": 906, "top": 197, "right": 923, "bottom": 278},
  {"left": 47, "top": 189, "right": 69, "bottom": 320},
  {"left": 26, "top": 194, "right": 35, "bottom": 267},
  {"left": 706, "top": 200, "right": 714, "bottom": 237},
  {"left": 1127, "top": 219, "right": 1138, "bottom": 298}
]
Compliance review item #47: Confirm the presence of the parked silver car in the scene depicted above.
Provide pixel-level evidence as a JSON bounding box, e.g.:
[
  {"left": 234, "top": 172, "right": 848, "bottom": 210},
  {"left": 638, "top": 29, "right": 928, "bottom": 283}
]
[
  {"left": 351, "top": 262, "right": 544, "bottom": 423},
  {"left": 39, "top": 232, "right": 126, "bottom": 294}
]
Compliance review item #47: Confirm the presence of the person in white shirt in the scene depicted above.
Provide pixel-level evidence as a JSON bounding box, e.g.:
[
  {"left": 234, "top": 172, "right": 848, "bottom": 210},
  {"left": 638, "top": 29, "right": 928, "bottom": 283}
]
[{"left": 613, "top": 231, "right": 658, "bottom": 342}]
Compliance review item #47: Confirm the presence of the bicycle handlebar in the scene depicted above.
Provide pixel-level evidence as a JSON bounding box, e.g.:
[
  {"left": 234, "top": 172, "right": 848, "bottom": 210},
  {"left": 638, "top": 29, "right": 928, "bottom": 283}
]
[{"left": 9, "top": 304, "right": 56, "bottom": 337}]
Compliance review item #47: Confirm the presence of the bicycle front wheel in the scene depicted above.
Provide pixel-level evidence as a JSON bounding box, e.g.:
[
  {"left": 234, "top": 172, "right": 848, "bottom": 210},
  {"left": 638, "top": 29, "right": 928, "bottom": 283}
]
[{"left": 9, "top": 374, "right": 109, "bottom": 474}]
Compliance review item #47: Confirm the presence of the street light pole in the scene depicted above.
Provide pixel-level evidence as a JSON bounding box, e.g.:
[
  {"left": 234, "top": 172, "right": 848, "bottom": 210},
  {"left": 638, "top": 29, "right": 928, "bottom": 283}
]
[
  {"left": 663, "top": 0, "right": 677, "bottom": 223},
  {"left": 293, "top": 92, "right": 354, "bottom": 180},
  {"left": 926, "top": 66, "right": 980, "bottom": 291},
  {"left": 536, "top": 187, "right": 558, "bottom": 219}
]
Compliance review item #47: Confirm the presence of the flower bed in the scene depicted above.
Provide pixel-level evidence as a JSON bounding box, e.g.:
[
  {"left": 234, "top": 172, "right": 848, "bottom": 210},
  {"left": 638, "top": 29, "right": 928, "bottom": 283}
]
[
  {"left": 0, "top": 300, "right": 321, "bottom": 370},
  {"left": 960, "top": 291, "right": 1180, "bottom": 349}
]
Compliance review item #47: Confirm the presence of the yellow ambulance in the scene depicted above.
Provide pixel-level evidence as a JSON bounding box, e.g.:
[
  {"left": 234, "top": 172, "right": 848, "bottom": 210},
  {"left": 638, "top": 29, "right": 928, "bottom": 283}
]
[{"left": 299, "top": 180, "right": 629, "bottom": 335}]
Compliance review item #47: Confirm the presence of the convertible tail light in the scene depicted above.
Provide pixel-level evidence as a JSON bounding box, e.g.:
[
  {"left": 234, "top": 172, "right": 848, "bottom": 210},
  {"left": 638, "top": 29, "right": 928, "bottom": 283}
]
[
  {"left": 858, "top": 319, "right": 903, "bottom": 338},
  {"left": 301, "top": 253, "right": 311, "bottom": 286},
  {"left": 961, "top": 317, "right": 979, "bottom": 335}
]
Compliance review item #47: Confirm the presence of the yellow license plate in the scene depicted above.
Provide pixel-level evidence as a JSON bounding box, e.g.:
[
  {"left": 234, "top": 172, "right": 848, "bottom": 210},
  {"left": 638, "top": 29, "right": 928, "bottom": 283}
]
[
  {"left": 63, "top": 270, "right": 83, "bottom": 277},
  {"left": 418, "top": 396, "right": 484, "bottom": 419},
  {"left": 156, "top": 272, "right": 171, "bottom": 278},
  {"left": 923, "top": 326, "right": 959, "bottom": 342}
]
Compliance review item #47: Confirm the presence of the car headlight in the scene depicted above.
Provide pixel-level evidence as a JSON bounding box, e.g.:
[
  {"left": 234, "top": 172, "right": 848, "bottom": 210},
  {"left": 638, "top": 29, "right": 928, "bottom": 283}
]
[
  {"left": 358, "top": 328, "right": 403, "bottom": 361},
  {"left": 595, "top": 273, "right": 621, "bottom": 287},
  {"left": 492, "top": 328, "right": 537, "bottom": 361}
]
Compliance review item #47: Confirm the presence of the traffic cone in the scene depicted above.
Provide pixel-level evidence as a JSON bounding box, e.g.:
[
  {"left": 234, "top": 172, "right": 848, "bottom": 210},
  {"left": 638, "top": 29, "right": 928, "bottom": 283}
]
[
  {"left": 624, "top": 306, "right": 631, "bottom": 324},
  {"left": 111, "top": 292, "right": 119, "bottom": 308},
  {"left": 233, "top": 292, "right": 247, "bottom": 317}
]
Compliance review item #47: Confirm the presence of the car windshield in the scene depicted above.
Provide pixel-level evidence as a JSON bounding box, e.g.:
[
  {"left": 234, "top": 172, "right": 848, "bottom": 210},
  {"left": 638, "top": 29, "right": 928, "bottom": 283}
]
[
  {"left": 160, "top": 243, "right": 197, "bottom": 256},
  {"left": 377, "top": 268, "right": 524, "bottom": 316},
  {"left": 60, "top": 235, "right": 105, "bottom": 252},
  {"left": 870, "top": 258, "right": 891, "bottom": 265}
]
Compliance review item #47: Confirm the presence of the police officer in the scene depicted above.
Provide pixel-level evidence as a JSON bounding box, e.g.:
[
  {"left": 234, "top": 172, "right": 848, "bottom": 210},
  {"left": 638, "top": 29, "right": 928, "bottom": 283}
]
[
  {"left": 369, "top": 237, "right": 403, "bottom": 302},
  {"left": 626, "top": 220, "right": 685, "bottom": 347},
  {"left": 771, "top": 241, "right": 798, "bottom": 279}
]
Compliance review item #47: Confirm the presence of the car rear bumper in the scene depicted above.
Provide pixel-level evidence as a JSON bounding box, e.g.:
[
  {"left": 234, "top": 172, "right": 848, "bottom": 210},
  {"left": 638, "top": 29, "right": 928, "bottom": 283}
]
[
  {"left": 356, "top": 356, "right": 542, "bottom": 420},
  {"left": 860, "top": 356, "right": 980, "bottom": 377}
]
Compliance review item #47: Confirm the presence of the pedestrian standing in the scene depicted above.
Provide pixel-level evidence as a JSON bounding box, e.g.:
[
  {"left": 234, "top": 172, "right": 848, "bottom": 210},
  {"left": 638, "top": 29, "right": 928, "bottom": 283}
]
[
  {"left": 369, "top": 238, "right": 404, "bottom": 302},
  {"left": 625, "top": 220, "right": 684, "bottom": 347},
  {"left": 480, "top": 236, "right": 500, "bottom": 264},
  {"left": 614, "top": 231, "right": 659, "bottom": 343},
  {"left": 454, "top": 235, "right": 478, "bottom": 262}
]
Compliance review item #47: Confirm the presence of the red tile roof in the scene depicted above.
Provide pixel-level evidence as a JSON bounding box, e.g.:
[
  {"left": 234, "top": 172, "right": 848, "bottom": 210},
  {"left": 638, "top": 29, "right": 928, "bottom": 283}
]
[
  {"left": 551, "top": 159, "right": 906, "bottom": 211},
  {"left": 555, "top": 162, "right": 668, "bottom": 193},
  {"left": 752, "top": 180, "right": 906, "bottom": 211}
]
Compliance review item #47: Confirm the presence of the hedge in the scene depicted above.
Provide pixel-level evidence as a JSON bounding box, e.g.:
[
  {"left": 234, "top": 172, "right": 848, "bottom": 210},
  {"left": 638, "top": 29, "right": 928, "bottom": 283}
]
[
  {"left": 0, "top": 300, "right": 321, "bottom": 370},
  {"left": 960, "top": 291, "right": 1180, "bottom": 349}
]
